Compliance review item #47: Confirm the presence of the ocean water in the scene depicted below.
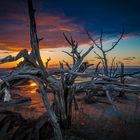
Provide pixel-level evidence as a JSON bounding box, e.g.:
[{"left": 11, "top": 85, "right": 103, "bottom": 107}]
[
  {"left": 92, "top": 66, "right": 140, "bottom": 78},
  {"left": 121, "top": 66, "right": 140, "bottom": 78},
  {"left": 0, "top": 66, "right": 140, "bottom": 78}
]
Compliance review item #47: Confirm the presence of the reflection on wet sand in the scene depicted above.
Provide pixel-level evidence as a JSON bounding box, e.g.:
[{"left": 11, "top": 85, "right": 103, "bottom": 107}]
[{"left": 10, "top": 81, "right": 56, "bottom": 119}]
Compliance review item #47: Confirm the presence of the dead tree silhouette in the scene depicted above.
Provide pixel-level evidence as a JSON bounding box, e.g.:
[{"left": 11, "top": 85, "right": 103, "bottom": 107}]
[{"left": 86, "top": 28, "right": 124, "bottom": 76}]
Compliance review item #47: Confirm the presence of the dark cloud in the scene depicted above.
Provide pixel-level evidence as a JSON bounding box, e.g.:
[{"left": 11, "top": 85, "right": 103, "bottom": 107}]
[
  {"left": 39, "top": 0, "right": 140, "bottom": 34},
  {"left": 123, "top": 57, "right": 136, "bottom": 61},
  {"left": 0, "top": 0, "right": 140, "bottom": 51}
]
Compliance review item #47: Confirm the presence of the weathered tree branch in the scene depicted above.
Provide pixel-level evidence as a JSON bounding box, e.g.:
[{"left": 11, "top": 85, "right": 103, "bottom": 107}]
[{"left": 0, "top": 49, "right": 28, "bottom": 64}]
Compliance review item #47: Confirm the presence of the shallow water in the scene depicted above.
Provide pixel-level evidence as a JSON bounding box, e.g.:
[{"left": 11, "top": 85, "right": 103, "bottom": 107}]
[{"left": 1, "top": 83, "right": 45, "bottom": 119}]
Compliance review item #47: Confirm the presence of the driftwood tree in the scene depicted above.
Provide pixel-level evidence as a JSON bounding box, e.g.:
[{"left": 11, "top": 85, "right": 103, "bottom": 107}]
[
  {"left": 0, "top": 0, "right": 62, "bottom": 139},
  {"left": 86, "top": 28, "right": 124, "bottom": 76},
  {"left": 48, "top": 33, "right": 94, "bottom": 128}
]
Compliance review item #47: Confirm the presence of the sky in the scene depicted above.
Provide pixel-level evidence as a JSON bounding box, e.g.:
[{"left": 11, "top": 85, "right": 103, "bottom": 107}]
[{"left": 0, "top": 0, "right": 140, "bottom": 68}]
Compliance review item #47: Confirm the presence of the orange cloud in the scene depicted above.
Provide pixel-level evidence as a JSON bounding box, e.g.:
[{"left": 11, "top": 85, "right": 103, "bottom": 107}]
[
  {"left": 0, "top": 11, "right": 88, "bottom": 52},
  {"left": 122, "top": 34, "right": 139, "bottom": 40},
  {"left": 36, "top": 14, "right": 72, "bottom": 26},
  {"left": 47, "top": 25, "right": 75, "bottom": 32},
  {"left": 0, "top": 41, "right": 30, "bottom": 52}
]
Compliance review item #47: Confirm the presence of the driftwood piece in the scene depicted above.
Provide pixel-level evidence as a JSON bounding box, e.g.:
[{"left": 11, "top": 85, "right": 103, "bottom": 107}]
[
  {"left": 27, "top": 0, "right": 48, "bottom": 80},
  {"left": 0, "top": 49, "right": 28, "bottom": 64},
  {"left": 114, "top": 70, "right": 140, "bottom": 78}
]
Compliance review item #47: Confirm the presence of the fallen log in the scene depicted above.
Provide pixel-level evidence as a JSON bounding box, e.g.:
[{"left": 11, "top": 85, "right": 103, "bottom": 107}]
[{"left": 114, "top": 70, "right": 140, "bottom": 78}]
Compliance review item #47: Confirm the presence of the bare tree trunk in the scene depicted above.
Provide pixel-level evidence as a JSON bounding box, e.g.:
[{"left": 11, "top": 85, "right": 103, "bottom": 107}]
[
  {"left": 103, "top": 52, "right": 108, "bottom": 76},
  {"left": 27, "top": 0, "right": 48, "bottom": 78},
  {"left": 119, "top": 63, "right": 125, "bottom": 97},
  {"left": 27, "top": 0, "right": 62, "bottom": 139},
  {"left": 38, "top": 84, "right": 62, "bottom": 140},
  {"left": 120, "top": 63, "right": 124, "bottom": 84}
]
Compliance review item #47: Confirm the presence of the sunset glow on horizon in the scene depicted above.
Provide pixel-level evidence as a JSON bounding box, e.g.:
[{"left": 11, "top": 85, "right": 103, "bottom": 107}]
[{"left": 0, "top": 36, "right": 140, "bottom": 68}]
